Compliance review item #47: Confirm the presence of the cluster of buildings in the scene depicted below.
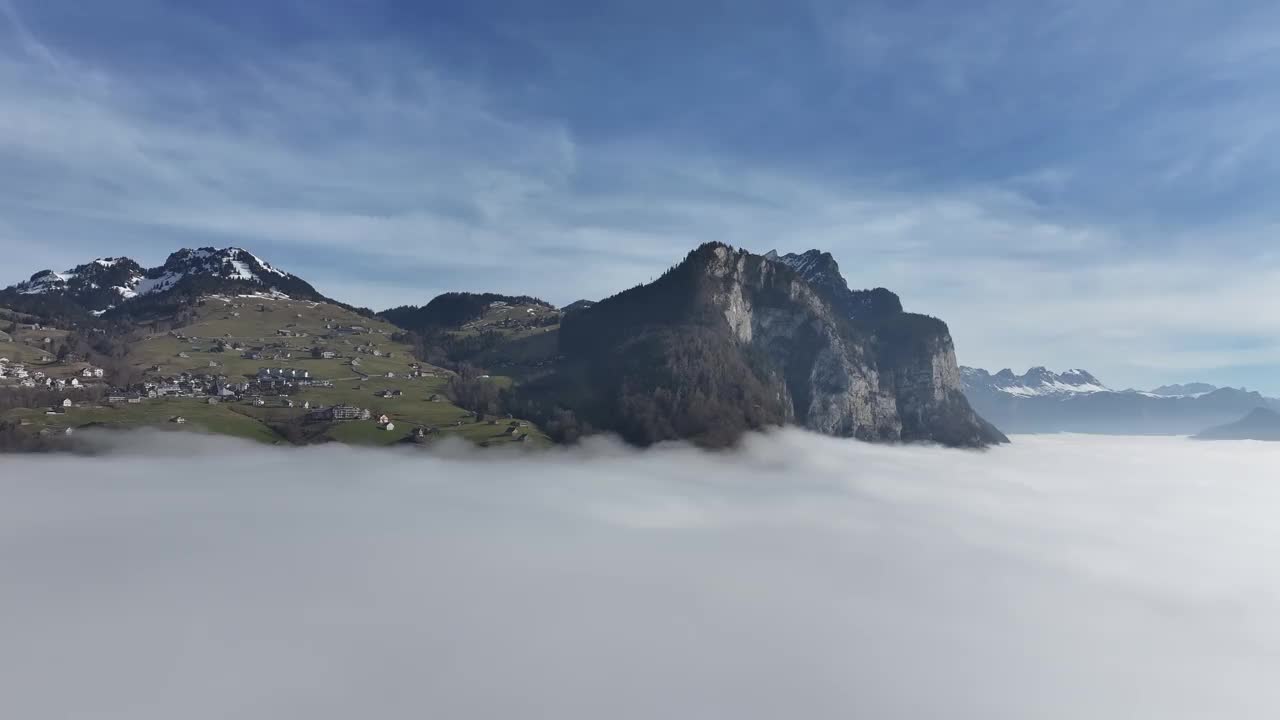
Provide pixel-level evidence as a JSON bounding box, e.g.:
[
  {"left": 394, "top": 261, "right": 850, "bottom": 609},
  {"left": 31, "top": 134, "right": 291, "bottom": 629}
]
[
  {"left": 253, "top": 367, "right": 333, "bottom": 393},
  {"left": 352, "top": 344, "right": 394, "bottom": 358},
  {"left": 109, "top": 372, "right": 241, "bottom": 403},
  {"left": 0, "top": 359, "right": 103, "bottom": 389},
  {"left": 241, "top": 347, "right": 294, "bottom": 361}
]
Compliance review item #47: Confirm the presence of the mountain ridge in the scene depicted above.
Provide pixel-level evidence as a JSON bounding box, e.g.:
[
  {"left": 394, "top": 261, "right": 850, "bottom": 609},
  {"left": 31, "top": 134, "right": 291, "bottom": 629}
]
[
  {"left": 1196, "top": 407, "right": 1280, "bottom": 441},
  {"left": 4, "top": 242, "right": 1004, "bottom": 450},
  {"left": 962, "top": 365, "right": 1279, "bottom": 434},
  {"left": 1, "top": 247, "right": 337, "bottom": 319}
]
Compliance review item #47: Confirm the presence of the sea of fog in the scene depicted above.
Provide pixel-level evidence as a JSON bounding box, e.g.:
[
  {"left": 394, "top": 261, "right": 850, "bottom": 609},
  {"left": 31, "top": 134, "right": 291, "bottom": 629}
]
[{"left": 2, "top": 431, "right": 1278, "bottom": 719}]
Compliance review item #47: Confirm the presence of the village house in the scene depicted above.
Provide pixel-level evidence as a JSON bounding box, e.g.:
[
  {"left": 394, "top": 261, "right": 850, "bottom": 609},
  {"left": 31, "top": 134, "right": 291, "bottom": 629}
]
[
  {"left": 258, "top": 367, "right": 310, "bottom": 380},
  {"left": 326, "top": 405, "right": 363, "bottom": 421},
  {"left": 62, "top": 398, "right": 73, "bottom": 408}
]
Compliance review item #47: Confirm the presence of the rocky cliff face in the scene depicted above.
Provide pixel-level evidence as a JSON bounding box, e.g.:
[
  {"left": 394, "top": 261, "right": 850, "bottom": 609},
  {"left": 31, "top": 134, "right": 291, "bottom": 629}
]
[
  {"left": 705, "top": 244, "right": 1002, "bottom": 445},
  {"left": 531, "top": 243, "right": 1006, "bottom": 447}
]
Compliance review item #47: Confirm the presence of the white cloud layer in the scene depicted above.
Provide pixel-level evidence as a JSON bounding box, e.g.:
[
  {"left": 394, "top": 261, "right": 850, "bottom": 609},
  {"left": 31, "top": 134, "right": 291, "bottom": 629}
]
[{"left": 3, "top": 430, "right": 1279, "bottom": 719}]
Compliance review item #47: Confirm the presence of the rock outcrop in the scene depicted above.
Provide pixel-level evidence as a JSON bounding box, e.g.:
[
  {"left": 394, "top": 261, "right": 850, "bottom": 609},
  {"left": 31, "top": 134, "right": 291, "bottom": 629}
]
[{"left": 520, "top": 242, "right": 1006, "bottom": 448}]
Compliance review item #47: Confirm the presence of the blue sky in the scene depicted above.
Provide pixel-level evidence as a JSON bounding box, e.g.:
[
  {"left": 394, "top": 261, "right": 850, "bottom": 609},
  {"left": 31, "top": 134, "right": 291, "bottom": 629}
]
[{"left": 2, "top": 0, "right": 1280, "bottom": 392}]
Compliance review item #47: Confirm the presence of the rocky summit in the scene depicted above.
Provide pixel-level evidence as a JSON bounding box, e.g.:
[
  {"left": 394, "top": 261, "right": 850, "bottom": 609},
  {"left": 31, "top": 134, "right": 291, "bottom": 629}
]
[{"left": 516, "top": 242, "right": 1006, "bottom": 448}]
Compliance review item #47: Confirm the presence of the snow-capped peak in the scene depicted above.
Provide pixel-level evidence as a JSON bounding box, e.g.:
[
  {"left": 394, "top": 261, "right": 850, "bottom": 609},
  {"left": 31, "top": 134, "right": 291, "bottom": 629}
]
[
  {"left": 134, "top": 247, "right": 295, "bottom": 295},
  {"left": 961, "top": 366, "right": 1112, "bottom": 397},
  {"left": 3, "top": 247, "right": 318, "bottom": 315}
]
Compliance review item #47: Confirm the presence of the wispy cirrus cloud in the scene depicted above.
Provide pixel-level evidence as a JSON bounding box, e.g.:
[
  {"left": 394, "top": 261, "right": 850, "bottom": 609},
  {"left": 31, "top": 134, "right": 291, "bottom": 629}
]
[{"left": 2, "top": 0, "right": 1280, "bottom": 390}]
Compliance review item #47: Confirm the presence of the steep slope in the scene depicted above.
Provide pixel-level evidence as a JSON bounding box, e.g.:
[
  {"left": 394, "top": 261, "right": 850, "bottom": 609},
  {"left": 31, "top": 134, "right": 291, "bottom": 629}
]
[
  {"left": 516, "top": 243, "right": 1005, "bottom": 448},
  {"left": 1196, "top": 408, "right": 1280, "bottom": 441},
  {"left": 963, "top": 366, "right": 1279, "bottom": 434}
]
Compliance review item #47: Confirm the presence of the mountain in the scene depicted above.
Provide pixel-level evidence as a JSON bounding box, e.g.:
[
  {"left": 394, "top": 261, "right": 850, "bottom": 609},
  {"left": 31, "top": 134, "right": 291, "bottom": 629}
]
[
  {"left": 513, "top": 243, "right": 1006, "bottom": 448},
  {"left": 767, "top": 249, "right": 903, "bottom": 322},
  {"left": 4, "top": 257, "right": 146, "bottom": 318},
  {"left": 380, "top": 292, "right": 555, "bottom": 332},
  {"left": 1149, "top": 382, "right": 1218, "bottom": 397},
  {"left": 962, "top": 366, "right": 1278, "bottom": 434},
  {"left": 1, "top": 247, "right": 334, "bottom": 320},
  {"left": 962, "top": 366, "right": 1110, "bottom": 398},
  {"left": 561, "top": 300, "right": 596, "bottom": 315},
  {"left": 1196, "top": 408, "right": 1280, "bottom": 441}
]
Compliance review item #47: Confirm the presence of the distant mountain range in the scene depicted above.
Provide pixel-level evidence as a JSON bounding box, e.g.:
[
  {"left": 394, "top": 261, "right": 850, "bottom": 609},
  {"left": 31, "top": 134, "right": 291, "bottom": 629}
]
[
  {"left": 1196, "top": 408, "right": 1280, "bottom": 441},
  {"left": 0, "top": 247, "right": 337, "bottom": 321},
  {"left": 962, "top": 366, "right": 1279, "bottom": 435}
]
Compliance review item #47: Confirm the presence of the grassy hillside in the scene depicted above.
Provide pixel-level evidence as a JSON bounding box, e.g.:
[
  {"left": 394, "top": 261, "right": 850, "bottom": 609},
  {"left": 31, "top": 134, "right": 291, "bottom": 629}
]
[{"left": 2, "top": 293, "right": 549, "bottom": 448}]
